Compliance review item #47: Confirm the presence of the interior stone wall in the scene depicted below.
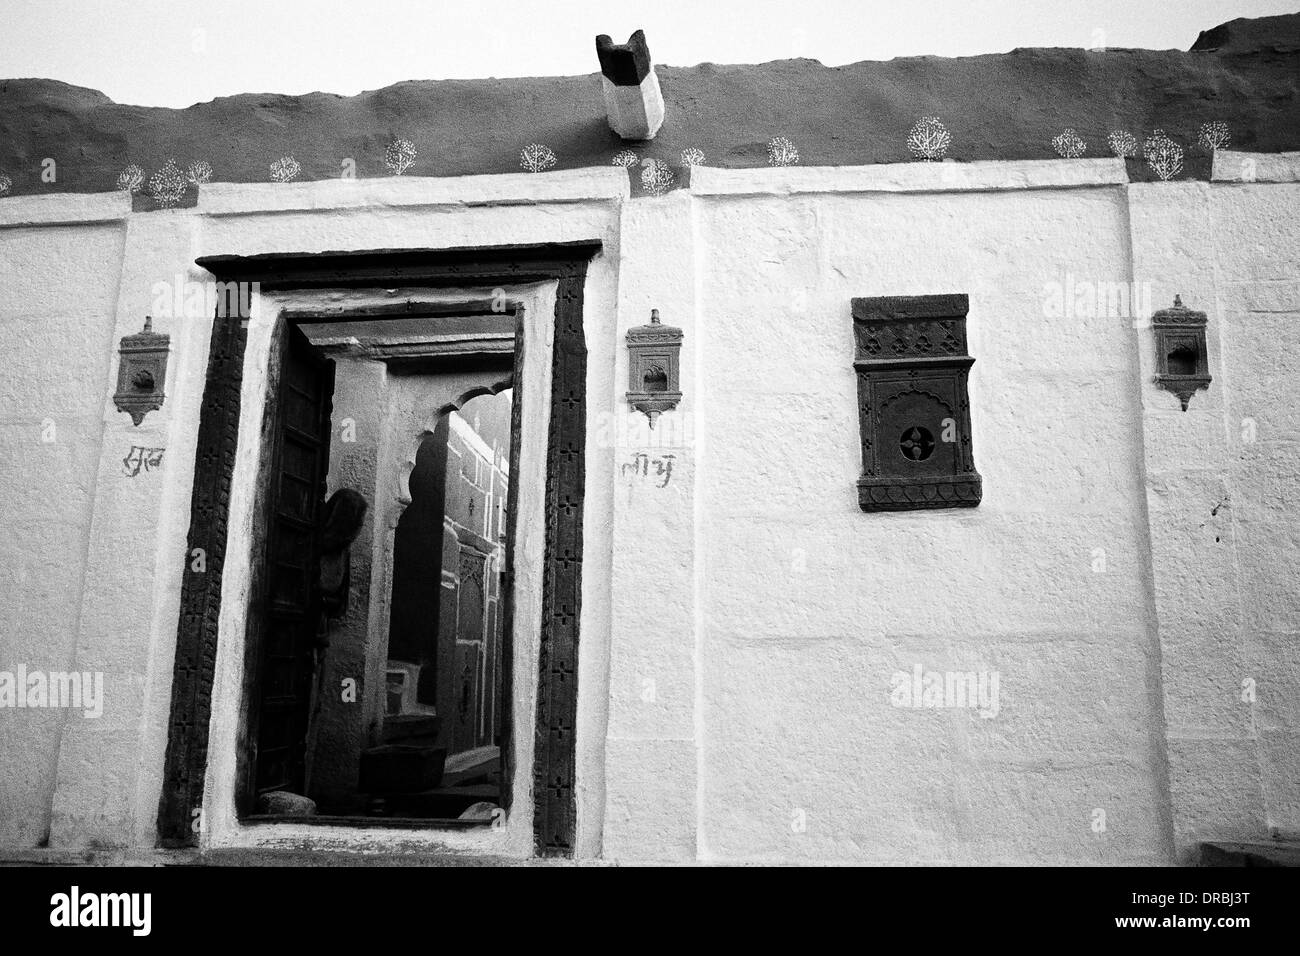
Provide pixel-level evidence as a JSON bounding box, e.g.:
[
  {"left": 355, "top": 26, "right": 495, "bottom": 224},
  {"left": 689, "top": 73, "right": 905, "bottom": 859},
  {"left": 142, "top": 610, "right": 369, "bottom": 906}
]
[{"left": 305, "top": 353, "right": 387, "bottom": 811}]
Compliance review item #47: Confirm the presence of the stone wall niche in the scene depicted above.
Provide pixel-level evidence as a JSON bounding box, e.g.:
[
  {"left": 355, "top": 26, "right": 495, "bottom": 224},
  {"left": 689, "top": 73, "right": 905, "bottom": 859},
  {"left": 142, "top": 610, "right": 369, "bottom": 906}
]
[
  {"left": 1152, "top": 295, "right": 1211, "bottom": 411},
  {"left": 112, "top": 316, "right": 169, "bottom": 425},
  {"left": 852, "top": 294, "right": 982, "bottom": 511},
  {"left": 626, "top": 308, "right": 682, "bottom": 428}
]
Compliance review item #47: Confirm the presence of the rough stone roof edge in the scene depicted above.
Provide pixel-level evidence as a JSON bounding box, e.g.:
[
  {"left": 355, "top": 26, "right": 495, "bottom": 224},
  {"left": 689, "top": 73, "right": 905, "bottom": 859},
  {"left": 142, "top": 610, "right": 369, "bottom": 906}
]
[{"left": 0, "top": 13, "right": 1297, "bottom": 198}]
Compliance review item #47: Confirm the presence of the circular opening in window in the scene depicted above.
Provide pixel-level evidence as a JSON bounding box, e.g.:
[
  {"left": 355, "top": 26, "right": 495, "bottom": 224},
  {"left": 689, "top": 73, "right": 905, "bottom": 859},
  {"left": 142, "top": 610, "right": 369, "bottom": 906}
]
[{"left": 899, "top": 426, "right": 935, "bottom": 461}]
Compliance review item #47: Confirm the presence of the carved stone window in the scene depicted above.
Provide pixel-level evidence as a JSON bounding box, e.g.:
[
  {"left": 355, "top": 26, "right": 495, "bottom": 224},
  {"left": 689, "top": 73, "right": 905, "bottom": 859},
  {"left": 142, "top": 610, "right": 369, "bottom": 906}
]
[{"left": 852, "top": 294, "right": 982, "bottom": 511}]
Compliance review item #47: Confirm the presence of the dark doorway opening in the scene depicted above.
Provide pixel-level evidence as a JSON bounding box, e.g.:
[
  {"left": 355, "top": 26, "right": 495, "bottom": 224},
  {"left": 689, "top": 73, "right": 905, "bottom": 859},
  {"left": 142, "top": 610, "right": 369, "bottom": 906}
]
[
  {"left": 157, "top": 243, "right": 600, "bottom": 857},
  {"left": 241, "top": 311, "right": 525, "bottom": 826}
]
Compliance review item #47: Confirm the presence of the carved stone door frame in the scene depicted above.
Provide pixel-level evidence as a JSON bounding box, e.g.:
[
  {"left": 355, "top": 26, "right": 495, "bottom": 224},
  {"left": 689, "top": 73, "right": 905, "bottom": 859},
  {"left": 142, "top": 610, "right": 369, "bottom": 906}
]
[{"left": 156, "top": 242, "right": 601, "bottom": 857}]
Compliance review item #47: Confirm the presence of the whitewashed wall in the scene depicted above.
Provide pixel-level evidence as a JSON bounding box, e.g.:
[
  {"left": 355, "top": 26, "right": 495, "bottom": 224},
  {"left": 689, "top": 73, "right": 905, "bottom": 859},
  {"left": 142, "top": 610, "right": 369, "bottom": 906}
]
[
  {"left": 0, "top": 196, "right": 128, "bottom": 848},
  {"left": 0, "top": 157, "right": 1296, "bottom": 864},
  {"left": 1213, "top": 177, "right": 1300, "bottom": 841},
  {"left": 689, "top": 161, "right": 1166, "bottom": 864}
]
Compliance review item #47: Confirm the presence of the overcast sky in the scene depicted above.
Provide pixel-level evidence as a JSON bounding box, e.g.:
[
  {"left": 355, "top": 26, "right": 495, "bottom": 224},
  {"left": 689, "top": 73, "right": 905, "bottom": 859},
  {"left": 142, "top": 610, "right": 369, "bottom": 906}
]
[{"left": 1, "top": 0, "right": 1295, "bottom": 108}]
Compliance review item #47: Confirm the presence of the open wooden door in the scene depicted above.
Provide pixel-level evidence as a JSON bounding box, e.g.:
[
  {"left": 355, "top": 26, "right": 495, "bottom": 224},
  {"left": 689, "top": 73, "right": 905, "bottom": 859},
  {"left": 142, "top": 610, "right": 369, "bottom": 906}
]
[{"left": 244, "top": 321, "right": 335, "bottom": 806}]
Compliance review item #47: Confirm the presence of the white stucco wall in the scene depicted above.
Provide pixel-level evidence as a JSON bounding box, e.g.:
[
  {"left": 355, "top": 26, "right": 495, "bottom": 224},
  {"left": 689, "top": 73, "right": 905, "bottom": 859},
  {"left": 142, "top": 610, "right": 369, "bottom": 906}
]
[
  {"left": 1, "top": 157, "right": 1297, "bottom": 864},
  {"left": 691, "top": 161, "right": 1168, "bottom": 864},
  {"left": 1207, "top": 165, "right": 1300, "bottom": 842},
  {"left": 0, "top": 197, "right": 127, "bottom": 848},
  {"left": 0, "top": 170, "right": 625, "bottom": 859}
]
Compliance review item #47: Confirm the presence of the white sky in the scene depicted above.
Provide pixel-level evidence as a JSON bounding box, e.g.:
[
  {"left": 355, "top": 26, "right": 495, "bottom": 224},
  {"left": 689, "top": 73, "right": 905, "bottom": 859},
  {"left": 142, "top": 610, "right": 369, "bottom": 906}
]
[{"left": 1, "top": 0, "right": 1295, "bottom": 109}]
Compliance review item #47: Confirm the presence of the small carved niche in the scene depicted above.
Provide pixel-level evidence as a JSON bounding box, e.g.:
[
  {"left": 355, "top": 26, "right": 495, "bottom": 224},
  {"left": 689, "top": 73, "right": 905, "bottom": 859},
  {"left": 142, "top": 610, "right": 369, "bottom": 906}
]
[
  {"left": 113, "top": 316, "right": 170, "bottom": 426},
  {"left": 852, "top": 294, "right": 982, "bottom": 511},
  {"left": 1152, "top": 295, "right": 1211, "bottom": 410},
  {"left": 626, "top": 309, "right": 682, "bottom": 428}
]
